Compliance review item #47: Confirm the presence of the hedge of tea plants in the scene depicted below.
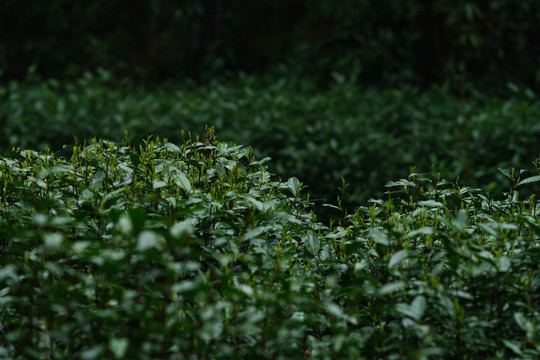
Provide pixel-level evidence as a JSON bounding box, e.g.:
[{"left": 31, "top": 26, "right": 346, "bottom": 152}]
[
  {"left": 1, "top": 132, "right": 539, "bottom": 359},
  {"left": 2, "top": 72, "right": 540, "bottom": 216}
]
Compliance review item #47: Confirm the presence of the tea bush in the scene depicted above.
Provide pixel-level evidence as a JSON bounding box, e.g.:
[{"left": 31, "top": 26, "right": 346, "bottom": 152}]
[
  {"left": 1, "top": 132, "right": 539, "bottom": 359},
  {"left": 2, "top": 72, "right": 540, "bottom": 215}
]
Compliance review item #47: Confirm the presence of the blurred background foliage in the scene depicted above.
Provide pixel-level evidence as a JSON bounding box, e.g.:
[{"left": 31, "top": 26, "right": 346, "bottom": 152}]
[
  {"left": 2, "top": 0, "right": 540, "bottom": 90},
  {"left": 1, "top": 0, "right": 540, "bottom": 217}
]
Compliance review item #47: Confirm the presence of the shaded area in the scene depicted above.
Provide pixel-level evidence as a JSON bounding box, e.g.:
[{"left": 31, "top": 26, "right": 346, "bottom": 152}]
[{"left": 1, "top": 0, "right": 540, "bottom": 90}]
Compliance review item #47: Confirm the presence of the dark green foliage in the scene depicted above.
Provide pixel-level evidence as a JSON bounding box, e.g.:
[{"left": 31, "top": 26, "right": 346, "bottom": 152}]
[
  {"left": 298, "top": 0, "right": 540, "bottom": 90},
  {"left": 2, "top": 73, "right": 539, "bottom": 218},
  {"left": 0, "top": 133, "right": 315, "bottom": 358},
  {"left": 1, "top": 133, "right": 539, "bottom": 358}
]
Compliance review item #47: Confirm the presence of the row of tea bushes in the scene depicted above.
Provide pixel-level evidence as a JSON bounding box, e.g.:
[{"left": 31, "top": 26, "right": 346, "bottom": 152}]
[
  {"left": 1, "top": 133, "right": 539, "bottom": 358},
  {"left": 2, "top": 72, "right": 539, "bottom": 214}
]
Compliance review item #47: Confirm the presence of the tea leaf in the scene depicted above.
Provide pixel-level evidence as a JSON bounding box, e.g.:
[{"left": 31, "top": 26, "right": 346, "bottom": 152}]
[
  {"left": 516, "top": 175, "right": 540, "bottom": 187},
  {"left": 172, "top": 170, "right": 192, "bottom": 193},
  {"left": 288, "top": 177, "right": 301, "bottom": 196},
  {"left": 388, "top": 250, "right": 408, "bottom": 268},
  {"left": 306, "top": 230, "right": 320, "bottom": 256},
  {"left": 109, "top": 338, "right": 129, "bottom": 359}
]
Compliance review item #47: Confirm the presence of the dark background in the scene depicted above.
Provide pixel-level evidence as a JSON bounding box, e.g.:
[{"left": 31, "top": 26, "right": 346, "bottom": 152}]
[{"left": 2, "top": 0, "right": 540, "bottom": 91}]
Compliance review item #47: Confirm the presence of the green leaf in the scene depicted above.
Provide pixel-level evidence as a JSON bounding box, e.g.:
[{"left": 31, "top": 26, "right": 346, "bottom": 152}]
[
  {"left": 410, "top": 295, "right": 427, "bottom": 320},
  {"left": 514, "top": 312, "right": 533, "bottom": 334},
  {"left": 242, "top": 225, "right": 273, "bottom": 241},
  {"left": 418, "top": 200, "right": 444, "bottom": 208},
  {"left": 241, "top": 194, "right": 264, "bottom": 211},
  {"left": 385, "top": 179, "right": 415, "bottom": 188},
  {"left": 72, "top": 241, "right": 91, "bottom": 254},
  {"left": 172, "top": 170, "right": 192, "bottom": 193},
  {"left": 288, "top": 177, "right": 301, "bottom": 196},
  {"left": 453, "top": 210, "right": 468, "bottom": 229},
  {"left": 370, "top": 228, "right": 390, "bottom": 246},
  {"left": 396, "top": 296, "right": 426, "bottom": 321},
  {"left": 91, "top": 169, "right": 106, "bottom": 189},
  {"left": 507, "top": 82, "right": 520, "bottom": 93},
  {"left": 81, "top": 345, "right": 104, "bottom": 360},
  {"left": 236, "top": 284, "right": 254, "bottom": 297},
  {"left": 379, "top": 281, "right": 405, "bottom": 295},
  {"left": 249, "top": 156, "right": 271, "bottom": 167},
  {"left": 109, "top": 338, "right": 129, "bottom": 359},
  {"left": 306, "top": 230, "right": 320, "bottom": 256},
  {"left": 136, "top": 231, "right": 163, "bottom": 251},
  {"left": 478, "top": 223, "right": 498, "bottom": 236},
  {"left": 324, "top": 301, "right": 358, "bottom": 325},
  {"left": 322, "top": 203, "right": 341, "bottom": 211},
  {"left": 497, "top": 256, "right": 511, "bottom": 272},
  {"left": 498, "top": 167, "right": 513, "bottom": 180},
  {"left": 152, "top": 179, "right": 167, "bottom": 189},
  {"left": 163, "top": 142, "right": 181, "bottom": 153},
  {"left": 0, "top": 265, "right": 18, "bottom": 283},
  {"left": 354, "top": 260, "right": 369, "bottom": 272},
  {"left": 43, "top": 232, "right": 63, "bottom": 248},
  {"left": 388, "top": 249, "right": 408, "bottom": 268},
  {"left": 516, "top": 175, "right": 540, "bottom": 187},
  {"left": 503, "top": 339, "right": 523, "bottom": 356},
  {"left": 404, "top": 226, "right": 433, "bottom": 239},
  {"left": 171, "top": 280, "right": 200, "bottom": 294},
  {"left": 170, "top": 219, "right": 195, "bottom": 239}
]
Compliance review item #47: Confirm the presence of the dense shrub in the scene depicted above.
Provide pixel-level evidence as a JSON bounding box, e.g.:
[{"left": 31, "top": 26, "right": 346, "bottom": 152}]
[
  {"left": 0, "top": 132, "right": 317, "bottom": 358},
  {"left": 1, "top": 73, "right": 539, "bottom": 217},
  {"left": 1, "top": 134, "right": 539, "bottom": 358}
]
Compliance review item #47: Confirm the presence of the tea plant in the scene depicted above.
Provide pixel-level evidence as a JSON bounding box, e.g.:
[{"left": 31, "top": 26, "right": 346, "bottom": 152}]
[
  {"left": 1, "top": 131, "right": 539, "bottom": 359},
  {"left": 0, "top": 130, "right": 321, "bottom": 359},
  {"left": 320, "top": 166, "right": 540, "bottom": 358},
  {"left": 2, "top": 72, "right": 540, "bottom": 217}
]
